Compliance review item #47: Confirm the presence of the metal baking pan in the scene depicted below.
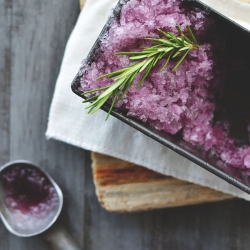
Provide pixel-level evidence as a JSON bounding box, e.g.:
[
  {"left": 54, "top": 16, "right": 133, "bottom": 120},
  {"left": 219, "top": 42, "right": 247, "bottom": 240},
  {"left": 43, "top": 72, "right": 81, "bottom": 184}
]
[{"left": 72, "top": 0, "right": 250, "bottom": 194}]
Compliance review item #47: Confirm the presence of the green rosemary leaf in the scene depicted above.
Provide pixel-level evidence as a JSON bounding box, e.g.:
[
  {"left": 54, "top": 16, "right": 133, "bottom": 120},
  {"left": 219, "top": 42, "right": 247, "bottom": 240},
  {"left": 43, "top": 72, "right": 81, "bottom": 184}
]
[
  {"left": 98, "top": 78, "right": 126, "bottom": 99},
  {"left": 118, "top": 72, "right": 137, "bottom": 101},
  {"left": 159, "top": 48, "right": 174, "bottom": 59},
  {"left": 146, "top": 51, "right": 159, "bottom": 58},
  {"left": 114, "top": 61, "right": 144, "bottom": 80},
  {"left": 176, "top": 38, "right": 183, "bottom": 46},
  {"left": 156, "top": 47, "right": 167, "bottom": 53},
  {"left": 106, "top": 89, "right": 120, "bottom": 120},
  {"left": 122, "top": 72, "right": 137, "bottom": 94},
  {"left": 176, "top": 26, "right": 183, "bottom": 36},
  {"left": 153, "top": 52, "right": 163, "bottom": 66},
  {"left": 82, "top": 85, "right": 110, "bottom": 95},
  {"left": 129, "top": 54, "right": 149, "bottom": 60},
  {"left": 85, "top": 96, "right": 101, "bottom": 110},
  {"left": 159, "top": 51, "right": 167, "bottom": 60},
  {"left": 82, "top": 95, "right": 99, "bottom": 103},
  {"left": 141, "top": 45, "right": 160, "bottom": 50},
  {"left": 179, "top": 47, "right": 189, "bottom": 51},
  {"left": 146, "top": 38, "right": 173, "bottom": 47},
  {"left": 187, "top": 25, "right": 198, "bottom": 45},
  {"left": 136, "top": 58, "right": 155, "bottom": 89},
  {"left": 96, "top": 67, "right": 130, "bottom": 80},
  {"left": 83, "top": 25, "right": 200, "bottom": 118},
  {"left": 173, "top": 50, "right": 181, "bottom": 58},
  {"left": 116, "top": 51, "right": 148, "bottom": 55},
  {"left": 172, "top": 49, "right": 190, "bottom": 72},
  {"left": 181, "top": 35, "right": 185, "bottom": 45},
  {"left": 139, "top": 57, "right": 154, "bottom": 72},
  {"left": 157, "top": 29, "right": 169, "bottom": 39},
  {"left": 184, "top": 36, "right": 192, "bottom": 44},
  {"left": 166, "top": 33, "right": 179, "bottom": 43},
  {"left": 87, "top": 94, "right": 111, "bottom": 114},
  {"left": 118, "top": 84, "right": 130, "bottom": 101},
  {"left": 128, "top": 71, "right": 138, "bottom": 85},
  {"left": 160, "top": 50, "right": 174, "bottom": 72}
]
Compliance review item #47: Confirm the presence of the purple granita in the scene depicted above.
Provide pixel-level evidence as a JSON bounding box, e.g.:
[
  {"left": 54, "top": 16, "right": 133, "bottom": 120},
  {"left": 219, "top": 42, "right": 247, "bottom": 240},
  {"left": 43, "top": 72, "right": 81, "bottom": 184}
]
[
  {"left": 79, "top": 0, "right": 250, "bottom": 170},
  {"left": 0, "top": 164, "right": 60, "bottom": 232},
  {"left": 0, "top": 165, "right": 59, "bottom": 217}
]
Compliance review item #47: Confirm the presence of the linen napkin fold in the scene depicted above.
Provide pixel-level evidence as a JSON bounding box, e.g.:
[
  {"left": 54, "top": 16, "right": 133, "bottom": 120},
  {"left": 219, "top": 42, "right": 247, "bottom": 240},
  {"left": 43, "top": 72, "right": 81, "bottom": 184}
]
[{"left": 46, "top": 0, "right": 250, "bottom": 200}]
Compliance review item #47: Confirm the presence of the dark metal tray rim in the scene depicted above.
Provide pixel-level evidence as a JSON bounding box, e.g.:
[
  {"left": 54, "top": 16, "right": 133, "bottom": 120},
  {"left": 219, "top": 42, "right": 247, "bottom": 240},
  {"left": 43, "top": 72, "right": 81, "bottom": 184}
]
[{"left": 71, "top": 0, "right": 250, "bottom": 195}]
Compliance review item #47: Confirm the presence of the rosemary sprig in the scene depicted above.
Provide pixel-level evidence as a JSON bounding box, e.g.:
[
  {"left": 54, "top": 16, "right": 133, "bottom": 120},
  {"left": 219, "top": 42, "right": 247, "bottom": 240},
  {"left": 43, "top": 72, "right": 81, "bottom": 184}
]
[{"left": 82, "top": 25, "right": 199, "bottom": 120}]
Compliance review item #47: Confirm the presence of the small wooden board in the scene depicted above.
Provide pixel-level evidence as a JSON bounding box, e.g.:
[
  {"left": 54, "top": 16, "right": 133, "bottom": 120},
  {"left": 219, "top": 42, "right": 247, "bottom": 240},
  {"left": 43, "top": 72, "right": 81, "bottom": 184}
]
[
  {"left": 91, "top": 152, "right": 234, "bottom": 212},
  {"left": 80, "top": 0, "right": 86, "bottom": 10}
]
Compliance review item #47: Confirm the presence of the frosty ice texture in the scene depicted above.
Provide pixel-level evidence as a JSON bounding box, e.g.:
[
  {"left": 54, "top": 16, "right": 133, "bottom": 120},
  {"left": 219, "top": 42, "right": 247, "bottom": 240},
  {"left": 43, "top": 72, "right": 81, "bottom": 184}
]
[{"left": 79, "top": 0, "right": 250, "bottom": 169}]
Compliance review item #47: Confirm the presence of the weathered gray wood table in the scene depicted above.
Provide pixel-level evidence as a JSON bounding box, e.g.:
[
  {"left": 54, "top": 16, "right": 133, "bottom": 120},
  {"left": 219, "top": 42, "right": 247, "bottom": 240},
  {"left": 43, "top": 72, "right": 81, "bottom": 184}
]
[{"left": 1, "top": 0, "right": 250, "bottom": 249}]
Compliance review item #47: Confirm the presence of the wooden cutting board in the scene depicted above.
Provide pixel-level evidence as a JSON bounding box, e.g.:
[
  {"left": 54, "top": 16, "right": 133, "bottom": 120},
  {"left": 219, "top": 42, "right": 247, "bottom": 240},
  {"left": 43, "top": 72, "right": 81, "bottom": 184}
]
[
  {"left": 79, "top": 0, "right": 236, "bottom": 212},
  {"left": 91, "top": 153, "right": 233, "bottom": 212}
]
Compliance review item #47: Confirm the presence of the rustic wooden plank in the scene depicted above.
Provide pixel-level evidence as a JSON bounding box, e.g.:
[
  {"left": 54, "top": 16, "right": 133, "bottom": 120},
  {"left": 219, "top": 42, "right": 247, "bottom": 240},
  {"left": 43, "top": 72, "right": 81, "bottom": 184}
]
[
  {"left": 91, "top": 153, "right": 233, "bottom": 212},
  {"left": 84, "top": 186, "right": 250, "bottom": 250},
  {"left": 85, "top": 155, "right": 249, "bottom": 250},
  {"left": 2, "top": 0, "right": 250, "bottom": 249},
  {"left": 8, "top": 0, "right": 82, "bottom": 249},
  {"left": 0, "top": 0, "right": 12, "bottom": 248},
  {"left": 0, "top": 0, "right": 11, "bottom": 174}
]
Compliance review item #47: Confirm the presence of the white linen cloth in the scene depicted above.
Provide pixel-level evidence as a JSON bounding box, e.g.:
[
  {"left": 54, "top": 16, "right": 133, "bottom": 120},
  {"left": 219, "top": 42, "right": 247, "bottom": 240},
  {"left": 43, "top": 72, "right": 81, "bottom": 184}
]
[{"left": 46, "top": 0, "right": 250, "bottom": 200}]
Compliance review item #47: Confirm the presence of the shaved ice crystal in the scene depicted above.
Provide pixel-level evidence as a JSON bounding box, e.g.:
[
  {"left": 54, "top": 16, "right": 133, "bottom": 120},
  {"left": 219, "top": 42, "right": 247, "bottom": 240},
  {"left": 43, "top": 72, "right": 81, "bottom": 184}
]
[{"left": 79, "top": 0, "right": 250, "bottom": 170}]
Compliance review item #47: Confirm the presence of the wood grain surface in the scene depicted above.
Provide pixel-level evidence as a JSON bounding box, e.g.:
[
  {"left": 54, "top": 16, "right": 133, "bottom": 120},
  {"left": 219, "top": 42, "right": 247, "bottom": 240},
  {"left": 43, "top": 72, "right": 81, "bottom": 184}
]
[
  {"left": 1, "top": 0, "right": 250, "bottom": 250},
  {"left": 91, "top": 153, "right": 233, "bottom": 212},
  {"left": 0, "top": 0, "right": 11, "bottom": 249},
  {"left": 0, "top": 0, "right": 83, "bottom": 249},
  {"left": 80, "top": 0, "right": 86, "bottom": 10}
]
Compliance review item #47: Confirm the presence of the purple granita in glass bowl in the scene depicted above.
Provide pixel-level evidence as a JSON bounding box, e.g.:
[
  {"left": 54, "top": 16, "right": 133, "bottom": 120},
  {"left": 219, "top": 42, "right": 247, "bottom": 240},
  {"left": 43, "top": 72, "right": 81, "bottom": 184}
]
[
  {"left": 72, "top": 0, "right": 250, "bottom": 190},
  {"left": 1, "top": 165, "right": 59, "bottom": 216},
  {"left": 0, "top": 164, "right": 60, "bottom": 232}
]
